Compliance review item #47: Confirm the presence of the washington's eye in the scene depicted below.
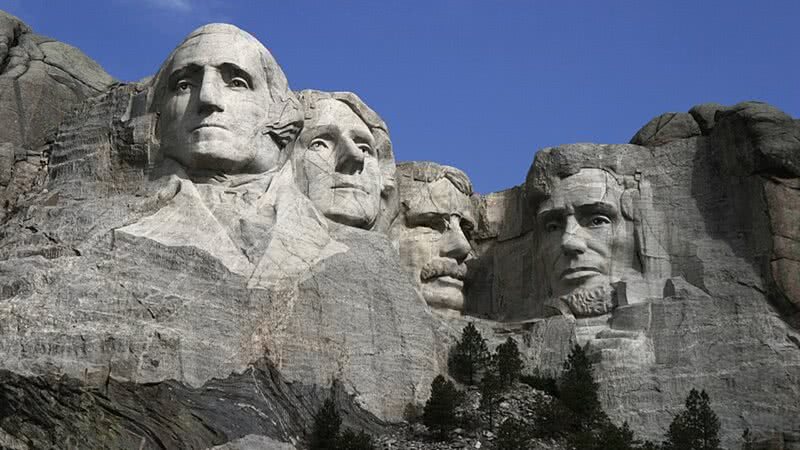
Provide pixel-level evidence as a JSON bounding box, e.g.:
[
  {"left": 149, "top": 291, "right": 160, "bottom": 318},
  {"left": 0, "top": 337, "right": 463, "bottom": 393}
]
[
  {"left": 176, "top": 80, "right": 191, "bottom": 92},
  {"left": 589, "top": 215, "right": 611, "bottom": 227},
  {"left": 230, "top": 77, "right": 250, "bottom": 89},
  {"left": 309, "top": 139, "right": 330, "bottom": 150},
  {"left": 545, "top": 221, "right": 561, "bottom": 232}
]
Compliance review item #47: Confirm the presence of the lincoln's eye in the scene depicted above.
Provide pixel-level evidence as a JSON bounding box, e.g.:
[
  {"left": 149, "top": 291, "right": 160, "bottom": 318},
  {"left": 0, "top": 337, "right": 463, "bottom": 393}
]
[
  {"left": 545, "top": 221, "right": 561, "bottom": 232},
  {"left": 590, "top": 215, "right": 611, "bottom": 227}
]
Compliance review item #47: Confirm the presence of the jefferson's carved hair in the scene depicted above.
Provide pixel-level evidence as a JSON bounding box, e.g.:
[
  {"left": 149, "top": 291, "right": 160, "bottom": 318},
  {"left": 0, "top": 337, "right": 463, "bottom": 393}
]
[
  {"left": 294, "top": 89, "right": 398, "bottom": 233},
  {"left": 396, "top": 161, "right": 473, "bottom": 197}
]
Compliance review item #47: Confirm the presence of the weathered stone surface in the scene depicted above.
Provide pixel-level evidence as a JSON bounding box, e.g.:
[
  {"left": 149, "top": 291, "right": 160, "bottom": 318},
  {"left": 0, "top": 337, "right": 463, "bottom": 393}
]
[
  {"left": 0, "top": 21, "right": 439, "bottom": 449},
  {"left": 0, "top": 11, "right": 113, "bottom": 151},
  {"left": 630, "top": 111, "right": 701, "bottom": 146},
  {"left": 0, "top": 12, "right": 798, "bottom": 450}
]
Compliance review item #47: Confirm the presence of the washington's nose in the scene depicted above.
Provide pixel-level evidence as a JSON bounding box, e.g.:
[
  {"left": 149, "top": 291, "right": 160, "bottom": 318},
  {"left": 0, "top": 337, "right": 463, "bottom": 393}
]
[
  {"left": 335, "top": 139, "right": 365, "bottom": 175},
  {"left": 440, "top": 216, "right": 471, "bottom": 263},
  {"left": 197, "top": 70, "right": 224, "bottom": 114},
  {"left": 561, "top": 215, "right": 587, "bottom": 256}
]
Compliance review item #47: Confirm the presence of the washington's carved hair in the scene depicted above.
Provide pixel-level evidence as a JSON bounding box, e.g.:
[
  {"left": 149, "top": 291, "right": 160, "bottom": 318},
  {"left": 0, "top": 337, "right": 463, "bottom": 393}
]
[{"left": 148, "top": 23, "right": 302, "bottom": 147}]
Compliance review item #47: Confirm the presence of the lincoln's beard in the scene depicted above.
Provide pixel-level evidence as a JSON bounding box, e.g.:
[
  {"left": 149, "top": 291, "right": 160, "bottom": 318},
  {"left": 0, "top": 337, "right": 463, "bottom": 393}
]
[{"left": 551, "top": 283, "right": 616, "bottom": 318}]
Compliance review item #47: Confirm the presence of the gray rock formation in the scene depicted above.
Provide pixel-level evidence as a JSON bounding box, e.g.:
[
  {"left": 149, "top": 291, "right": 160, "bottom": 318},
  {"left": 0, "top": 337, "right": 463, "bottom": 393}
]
[
  {"left": 0, "top": 10, "right": 114, "bottom": 222},
  {"left": 469, "top": 101, "right": 800, "bottom": 448},
  {"left": 0, "top": 11, "right": 798, "bottom": 450},
  {"left": 0, "top": 21, "right": 439, "bottom": 449}
]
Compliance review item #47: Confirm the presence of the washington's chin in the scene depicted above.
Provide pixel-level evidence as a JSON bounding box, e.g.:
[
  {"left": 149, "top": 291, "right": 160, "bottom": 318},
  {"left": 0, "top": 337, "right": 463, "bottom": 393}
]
[
  {"left": 422, "top": 276, "right": 465, "bottom": 312},
  {"left": 166, "top": 140, "right": 255, "bottom": 173}
]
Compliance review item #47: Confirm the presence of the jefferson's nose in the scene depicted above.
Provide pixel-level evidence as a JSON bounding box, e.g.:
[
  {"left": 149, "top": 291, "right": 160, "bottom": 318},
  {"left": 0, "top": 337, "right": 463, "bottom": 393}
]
[
  {"left": 440, "top": 216, "right": 471, "bottom": 263},
  {"left": 197, "top": 70, "right": 224, "bottom": 113},
  {"left": 335, "top": 139, "right": 365, "bottom": 175},
  {"left": 561, "top": 215, "right": 587, "bottom": 256}
]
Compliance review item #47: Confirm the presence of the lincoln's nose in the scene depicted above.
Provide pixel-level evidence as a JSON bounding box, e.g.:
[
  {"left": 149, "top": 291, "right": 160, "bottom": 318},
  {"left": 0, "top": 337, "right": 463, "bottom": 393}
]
[{"left": 561, "top": 215, "right": 587, "bottom": 256}]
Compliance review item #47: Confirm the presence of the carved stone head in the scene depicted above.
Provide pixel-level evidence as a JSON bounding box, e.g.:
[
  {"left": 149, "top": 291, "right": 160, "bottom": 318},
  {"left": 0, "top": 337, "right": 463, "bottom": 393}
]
[
  {"left": 150, "top": 24, "right": 300, "bottom": 175},
  {"left": 390, "top": 162, "right": 476, "bottom": 316},
  {"left": 527, "top": 144, "right": 670, "bottom": 318},
  {"left": 292, "top": 90, "right": 397, "bottom": 231}
]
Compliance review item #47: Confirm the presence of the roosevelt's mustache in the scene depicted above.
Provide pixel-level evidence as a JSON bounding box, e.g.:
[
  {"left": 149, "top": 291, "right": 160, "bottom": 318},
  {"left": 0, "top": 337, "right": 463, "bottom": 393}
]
[{"left": 420, "top": 258, "right": 467, "bottom": 281}]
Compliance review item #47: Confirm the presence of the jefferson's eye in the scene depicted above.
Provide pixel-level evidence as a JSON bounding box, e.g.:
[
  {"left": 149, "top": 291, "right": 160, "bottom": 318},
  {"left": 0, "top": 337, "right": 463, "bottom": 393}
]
[
  {"left": 230, "top": 77, "right": 250, "bottom": 89},
  {"left": 176, "top": 80, "right": 191, "bottom": 92},
  {"left": 357, "top": 144, "right": 375, "bottom": 156},
  {"left": 589, "top": 215, "right": 611, "bottom": 227}
]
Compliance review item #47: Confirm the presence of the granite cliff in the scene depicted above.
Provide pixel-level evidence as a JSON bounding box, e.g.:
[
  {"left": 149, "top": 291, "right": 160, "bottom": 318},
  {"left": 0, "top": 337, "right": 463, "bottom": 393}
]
[{"left": 0, "top": 12, "right": 798, "bottom": 450}]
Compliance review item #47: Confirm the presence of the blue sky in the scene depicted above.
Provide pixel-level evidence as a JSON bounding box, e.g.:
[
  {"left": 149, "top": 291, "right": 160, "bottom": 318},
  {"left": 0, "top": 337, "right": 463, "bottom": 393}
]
[{"left": 2, "top": 0, "right": 798, "bottom": 194}]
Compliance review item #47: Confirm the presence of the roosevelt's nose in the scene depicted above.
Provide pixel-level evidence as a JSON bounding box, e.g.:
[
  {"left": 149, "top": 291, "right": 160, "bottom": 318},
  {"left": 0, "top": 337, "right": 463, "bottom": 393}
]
[
  {"left": 561, "top": 215, "right": 587, "bottom": 256},
  {"left": 197, "top": 70, "right": 225, "bottom": 114},
  {"left": 334, "top": 139, "right": 365, "bottom": 175},
  {"left": 440, "top": 216, "right": 471, "bottom": 263}
]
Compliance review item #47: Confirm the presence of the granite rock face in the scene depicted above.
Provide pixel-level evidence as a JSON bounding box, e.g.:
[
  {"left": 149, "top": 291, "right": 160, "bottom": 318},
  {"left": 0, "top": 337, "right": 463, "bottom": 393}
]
[
  {"left": 0, "top": 21, "right": 438, "bottom": 449},
  {"left": 469, "top": 101, "right": 800, "bottom": 448},
  {"left": 0, "top": 11, "right": 799, "bottom": 450},
  {"left": 0, "top": 11, "right": 113, "bottom": 222}
]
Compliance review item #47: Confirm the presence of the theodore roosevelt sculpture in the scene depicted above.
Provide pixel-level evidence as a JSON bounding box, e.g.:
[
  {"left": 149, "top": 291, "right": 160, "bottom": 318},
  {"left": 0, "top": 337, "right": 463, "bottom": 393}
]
[
  {"left": 390, "top": 162, "right": 476, "bottom": 316},
  {"left": 292, "top": 90, "right": 397, "bottom": 232}
]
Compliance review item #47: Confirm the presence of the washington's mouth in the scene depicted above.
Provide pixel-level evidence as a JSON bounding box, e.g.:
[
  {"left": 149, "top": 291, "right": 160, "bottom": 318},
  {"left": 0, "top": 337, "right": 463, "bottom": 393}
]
[
  {"left": 560, "top": 266, "right": 602, "bottom": 280},
  {"left": 192, "top": 123, "right": 229, "bottom": 131}
]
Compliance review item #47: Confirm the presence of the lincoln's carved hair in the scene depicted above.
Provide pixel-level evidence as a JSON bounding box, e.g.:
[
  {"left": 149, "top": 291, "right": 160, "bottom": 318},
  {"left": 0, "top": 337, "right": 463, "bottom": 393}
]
[
  {"left": 396, "top": 161, "right": 473, "bottom": 197},
  {"left": 295, "top": 89, "right": 398, "bottom": 233},
  {"left": 148, "top": 23, "right": 302, "bottom": 148}
]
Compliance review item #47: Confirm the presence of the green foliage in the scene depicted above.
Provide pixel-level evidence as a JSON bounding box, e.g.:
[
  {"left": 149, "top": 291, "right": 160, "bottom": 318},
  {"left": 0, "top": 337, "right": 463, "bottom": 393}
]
[
  {"left": 337, "top": 428, "right": 375, "bottom": 450},
  {"left": 450, "top": 322, "right": 491, "bottom": 385},
  {"left": 530, "top": 397, "right": 572, "bottom": 439},
  {"left": 559, "top": 344, "right": 603, "bottom": 431},
  {"left": 663, "top": 389, "right": 721, "bottom": 450},
  {"left": 310, "top": 397, "right": 341, "bottom": 450},
  {"left": 520, "top": 369, "right": 559, "bottom": 398},
  {"left": 310, "top": 396, "right": 375, "bottom": 450},
  {"left": 423, "top": 375, "right": 460, "bottom": 440},
  {"left": 402, "top": 402, "right": 423, "bottom": 424},
  {"left": 479, "top": 368, "right": 503, "bottom": 429},
  {"left": 494, "top": 337, "right": 523, "bottom": 387},
  {"left": 496, "top": 417, "right": 530, "bottom": 450}
]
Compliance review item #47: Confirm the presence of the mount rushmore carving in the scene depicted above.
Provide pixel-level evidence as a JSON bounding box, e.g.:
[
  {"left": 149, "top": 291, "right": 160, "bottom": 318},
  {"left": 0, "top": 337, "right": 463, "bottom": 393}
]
[{"left": 1, "top": 15, "right": 799, "bottom": 449}]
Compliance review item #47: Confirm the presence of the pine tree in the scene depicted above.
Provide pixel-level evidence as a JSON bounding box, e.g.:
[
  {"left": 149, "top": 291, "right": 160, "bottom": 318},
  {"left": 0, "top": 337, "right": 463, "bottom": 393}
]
[
  {"left": 423, "top": 375, "right": 460, "bottom": 440},
  {"left": 495, "top": 337, "right": 523, "bottom": 388},
  {"left": 450, "top": 322, "right": 491, "bottom": 385},
  {"left": 559, "top": 344, "right": 604, "bottom": 431},
  {"left": 479, "top": 367, "right": 502, "bottom": 429},
  {"left": 310, "top": 397, "right": 341, "bottom": 450},
  {"left": 663, "top": 389, "right": 721, "bottom": 450},
  {"left": 496, "top": 417, "right": 530, "bottom": 450},
  {"left": 337, "top": 428, "right": 375, "bottom": 450}
]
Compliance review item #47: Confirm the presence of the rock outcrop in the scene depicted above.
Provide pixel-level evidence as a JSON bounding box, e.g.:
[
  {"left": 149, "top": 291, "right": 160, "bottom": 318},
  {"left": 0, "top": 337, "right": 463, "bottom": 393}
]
[{"left": 0, "top": 11, "right": 798, "bottom": 450}]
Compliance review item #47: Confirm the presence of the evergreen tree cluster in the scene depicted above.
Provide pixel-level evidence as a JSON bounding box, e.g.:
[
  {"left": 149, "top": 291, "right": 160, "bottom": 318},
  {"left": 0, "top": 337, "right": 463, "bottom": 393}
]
[
  {"left": 310, "top": 397, "right": 374, "bottom": 450},
  {"left": 421, "top": 323, "right": 726, "bottom": 450}
]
